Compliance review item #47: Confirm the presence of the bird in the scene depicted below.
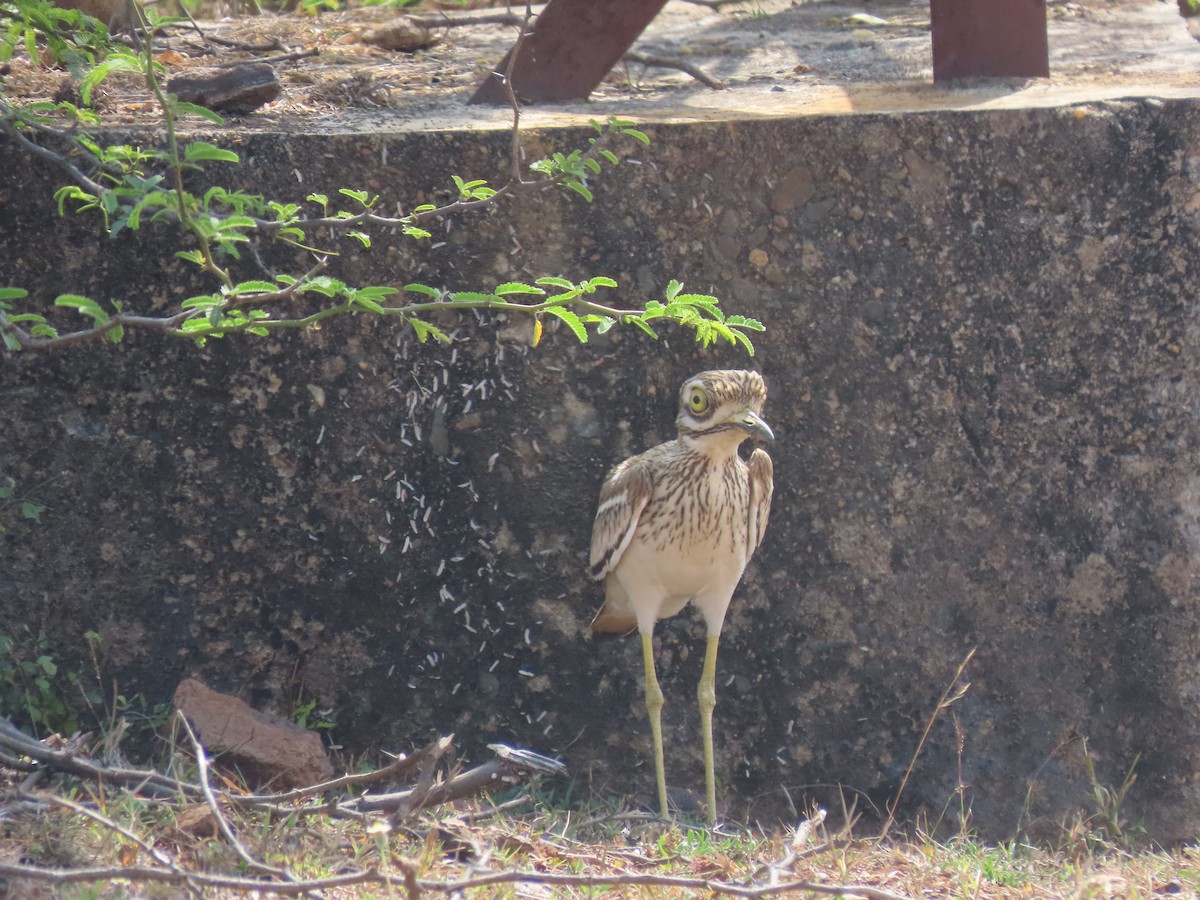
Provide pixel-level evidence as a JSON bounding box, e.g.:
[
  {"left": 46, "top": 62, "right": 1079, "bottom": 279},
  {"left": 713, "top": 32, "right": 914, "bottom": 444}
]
[{"left": 589, "top": 369, "right": 774, "bottom": 823}]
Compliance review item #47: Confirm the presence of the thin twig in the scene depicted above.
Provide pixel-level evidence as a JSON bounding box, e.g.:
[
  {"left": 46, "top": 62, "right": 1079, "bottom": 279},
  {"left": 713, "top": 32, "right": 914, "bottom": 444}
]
[
  {"left": 407, "top": 5, "right": 545, "bottom": 30},
  {"left": 623, "top": 50, "right": 727, "bottom": 89},
  {"left": 879, "top": 647, "right": 976, "bottom": 841},
  {"left": 0, "top": 857, "right": 912, "bottom": 898},
  {"left": 214, "top": 46, "right": 319, "bottom": 68},
  {"left": 234, "top": 746, "right": 429, "bottom": 804},
  {"left": 504, "top": 6, "right": 534, "bottom": 185},
  {"left": 178, "top": 715, "right": 302, "bottom": 886}
]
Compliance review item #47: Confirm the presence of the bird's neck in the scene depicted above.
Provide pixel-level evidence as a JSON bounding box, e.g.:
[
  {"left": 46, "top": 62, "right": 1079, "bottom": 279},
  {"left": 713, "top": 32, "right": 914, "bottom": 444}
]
[{"left": 679, "top": 431, "right": 746, "bottom": 461}]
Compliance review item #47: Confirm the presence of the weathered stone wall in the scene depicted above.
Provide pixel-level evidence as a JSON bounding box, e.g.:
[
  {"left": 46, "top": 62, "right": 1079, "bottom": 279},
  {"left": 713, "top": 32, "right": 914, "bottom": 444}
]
[{"left": 2, "top": 100, "right": 1199, "bottom": 842}]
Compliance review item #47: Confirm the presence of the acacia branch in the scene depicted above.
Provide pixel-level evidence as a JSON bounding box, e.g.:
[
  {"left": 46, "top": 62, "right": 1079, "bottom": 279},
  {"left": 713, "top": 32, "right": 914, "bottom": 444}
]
[{"left": 1, "top": 287, "right": 649, "bottom": 352}]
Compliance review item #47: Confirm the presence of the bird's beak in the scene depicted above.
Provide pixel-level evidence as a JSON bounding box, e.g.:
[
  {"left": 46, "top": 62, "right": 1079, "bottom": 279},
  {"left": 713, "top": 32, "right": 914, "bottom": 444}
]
[{"left": 730, "top": 408, "right": 774, "bottom": 442}]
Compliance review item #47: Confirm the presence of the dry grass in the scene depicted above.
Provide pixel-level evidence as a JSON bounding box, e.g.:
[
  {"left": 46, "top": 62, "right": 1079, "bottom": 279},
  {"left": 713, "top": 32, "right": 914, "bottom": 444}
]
[
  {"left": 1, "top": 771, "right": 1198, "bottom": 899},
  {"left": 2, "top": 646, "right": 1196, "bottom": 898}
]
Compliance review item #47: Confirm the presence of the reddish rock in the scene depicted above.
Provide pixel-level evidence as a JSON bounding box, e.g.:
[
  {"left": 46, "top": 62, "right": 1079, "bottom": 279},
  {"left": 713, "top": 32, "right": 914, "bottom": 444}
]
[{"left": 172, "top": 679, "right": 333, "bottom": 788}]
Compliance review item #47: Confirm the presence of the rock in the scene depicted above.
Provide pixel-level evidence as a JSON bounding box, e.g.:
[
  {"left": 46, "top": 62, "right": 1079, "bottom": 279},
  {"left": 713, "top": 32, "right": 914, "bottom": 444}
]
[
  {"left": 167, "top": 64, "right": 282, "bottom": 116},
  {"left": 358, "top": 18, "right": 439, "bottom": 52},
  {"left": 172, "top": 679, "right": 333, "bottom": 788}
]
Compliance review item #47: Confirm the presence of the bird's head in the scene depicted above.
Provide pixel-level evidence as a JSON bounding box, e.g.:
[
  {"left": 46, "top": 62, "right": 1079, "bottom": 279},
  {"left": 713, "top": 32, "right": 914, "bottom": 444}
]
[{"left": 675, "top": 369, "right": 773, "bottom": 451}]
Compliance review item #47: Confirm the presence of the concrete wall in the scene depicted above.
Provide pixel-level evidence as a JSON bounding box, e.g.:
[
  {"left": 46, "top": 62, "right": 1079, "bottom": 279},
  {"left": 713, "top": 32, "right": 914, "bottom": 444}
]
[{"left": 2, "top": 99, "right": 1199, "bottom": 841}]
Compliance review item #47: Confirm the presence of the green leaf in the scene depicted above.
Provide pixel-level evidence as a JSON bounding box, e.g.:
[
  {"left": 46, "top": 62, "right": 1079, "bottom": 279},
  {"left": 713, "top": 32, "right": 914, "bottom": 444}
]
[
  {"left": 184, "top": 142, "right": 239, "bottom": 164},
  {"left": 2, "top": 333, "right": 21, "bottom": 351},
  {"left": 725, "top": 315, "right": 766, "bottom": 332},
  {"left": 599, "top": 149, "right": 619, "bottom": 166},
  {"left": 642, "top": 300, "right": 667, "bottom": 320},
  {"left": 106, "top": 324, "right": 125, "bottom": 344},
  {"left": 37, "top": 656, "right": 56, "bottom": 676},
  {"left": 215, "top": 215, "right": 257, "bottom": 231},
  {"left": 565, "top": 182, "right": 593, "bottom": 203},
  {"left": 302, "top": 277, "right": 344, "bottom": 298},
  {"left": 493, "top": 282, "right": 545, "bottom": 297},
  {"left": 404, "top": 283, "right": 442, "bottom": 298},
  {"left": 544, "top": 306, "right": 588, "bottom": 343},
  {"left": 172, "top": 101, "right": 226, "bottom": 124},
  {"left": 339, "top": 188, "right": 374, "bottom": 207},
  {"left": 182, "top": 295, "right": 222, "bottom": 310},
  {"left": 622, "top": 127, "right": 650, "bottom": 146},
  {"left": 674, "top": 293, "right": 723, "bottom": 320},
  {"left": 585, "top": 276, "right": 618, "bottom": 290},
  {"left": 353, "top": 286, "right": 399, "bottom": 305},
  {"left": 535, "top": 277, "right": 575, "bottom": 290},
  {"left": 729, "top": 328, "right": 756, "bottom": 356},
  {"left": 230, "top": 281, "right": 279, "bottom": 295},
  {"left": 628, "top": 317, "right": 659, "bottom": 340},
  {"left": 0, "top": 288, "right": 29, "bottom": 302},
  {"left": 55, "top": 295, "right": 108, "bottom": 323},
  {"left": 409, "top": 319, "right": 450, "bottom": 344},
  {"left": 449, "top": 291, "right": 497, "bottom": 303},
  {"left": 54, "top": 185, "right": 96, "bottom": 216},
  {"left": 79, "top": 53, "right": 143, "bottom": 106},
  {"left": 351, "top": 294, "right": 386, "bottom": 314}
]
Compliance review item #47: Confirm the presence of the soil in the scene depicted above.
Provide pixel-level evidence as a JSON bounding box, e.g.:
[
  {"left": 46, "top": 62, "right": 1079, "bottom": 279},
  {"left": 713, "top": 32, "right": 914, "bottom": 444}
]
[{"left": 3, "top": 0, "right": 1200, "bottom": 132}]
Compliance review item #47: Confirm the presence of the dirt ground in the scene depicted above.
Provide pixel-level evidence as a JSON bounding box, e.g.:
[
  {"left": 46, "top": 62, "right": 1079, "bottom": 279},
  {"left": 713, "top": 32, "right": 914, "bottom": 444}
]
[{"left": 3, "top": 0, "right": 1200, "bottom": 131}]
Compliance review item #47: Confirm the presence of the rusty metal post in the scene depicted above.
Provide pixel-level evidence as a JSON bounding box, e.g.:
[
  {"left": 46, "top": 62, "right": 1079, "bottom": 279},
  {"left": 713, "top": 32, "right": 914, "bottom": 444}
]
[
  {"left": 470, "top": 0, "right": 670, "bottom": 104},
  {"left": 930, "top": 0, "right": 1049, "bottom": 82}
]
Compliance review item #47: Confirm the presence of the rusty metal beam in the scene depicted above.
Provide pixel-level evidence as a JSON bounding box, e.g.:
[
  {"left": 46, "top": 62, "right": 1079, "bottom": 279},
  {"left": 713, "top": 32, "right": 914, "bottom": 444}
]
[
  {"left": 930, "top": 0, "right": 1049, "bottom": 82},
  {"left": 470, "top": 0, "right": 670, "bottom": 105}
]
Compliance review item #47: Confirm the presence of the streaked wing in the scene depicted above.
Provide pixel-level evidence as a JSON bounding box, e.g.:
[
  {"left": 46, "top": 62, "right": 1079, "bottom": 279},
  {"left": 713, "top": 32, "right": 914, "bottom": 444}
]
[
  {"left": 746, "top": 448, "right": 774, "bottom": 558},
  {"left": 589, "top": 455, "right": 654, "bottom": 581}
]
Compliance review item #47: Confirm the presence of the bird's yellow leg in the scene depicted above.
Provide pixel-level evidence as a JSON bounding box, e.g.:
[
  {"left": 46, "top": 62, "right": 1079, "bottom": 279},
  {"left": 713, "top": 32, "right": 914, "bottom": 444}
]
[
  {"left": 641, "top": 630, "right": 669, "bottom": 819},
  {"left": 698, "top": 633, "right": 720, "bottom": 824}
]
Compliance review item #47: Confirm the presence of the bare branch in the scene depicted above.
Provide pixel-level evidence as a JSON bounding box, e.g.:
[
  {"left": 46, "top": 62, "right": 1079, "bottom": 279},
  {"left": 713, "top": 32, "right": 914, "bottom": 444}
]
[
  {"left": 178, "top": 715, "right": 303, "bottom": 885},
  {"left": 623, "top": 50, "right": 727, "bottom": 90},
  {"left": 0, "top": 858, "right": 913, "bottom": 898}
]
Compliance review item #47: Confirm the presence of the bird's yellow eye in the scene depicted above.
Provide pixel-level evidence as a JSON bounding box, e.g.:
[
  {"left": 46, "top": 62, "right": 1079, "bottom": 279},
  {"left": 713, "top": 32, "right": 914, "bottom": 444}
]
[{"left": 688, "top": 387, "right": 709, "bottom": 415}]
